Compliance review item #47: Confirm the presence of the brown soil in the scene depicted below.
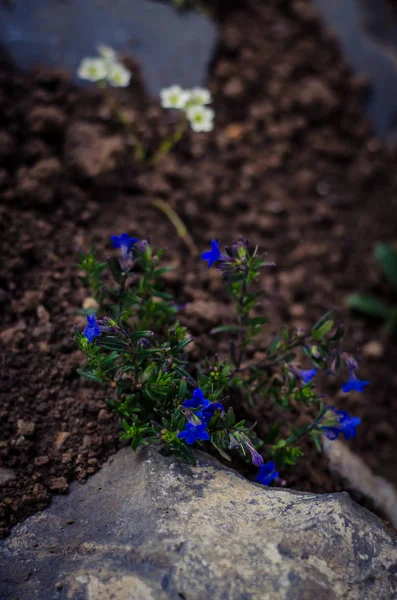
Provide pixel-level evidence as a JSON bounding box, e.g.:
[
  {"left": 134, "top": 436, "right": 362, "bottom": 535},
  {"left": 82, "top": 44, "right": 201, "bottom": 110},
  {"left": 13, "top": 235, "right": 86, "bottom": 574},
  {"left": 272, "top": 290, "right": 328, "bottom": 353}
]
[{"left": 1, "top": 0, "right": 397, "bottom": 538}]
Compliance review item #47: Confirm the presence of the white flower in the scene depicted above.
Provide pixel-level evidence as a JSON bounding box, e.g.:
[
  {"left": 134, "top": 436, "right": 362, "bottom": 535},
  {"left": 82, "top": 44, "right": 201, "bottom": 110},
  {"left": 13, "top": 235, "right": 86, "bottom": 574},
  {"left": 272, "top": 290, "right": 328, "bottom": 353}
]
[
  {"left": 97, "top": 44, "right": 117, "bottom": 62},
  {"left": 186, "top": 105, "right": 215, "bottom": 132},
  {"left": 77, "top": 58, "right": 107, "bottom": 82},
  {"left": 160, "top": 85, "right": 190, "bottom": 110},
  {"left": 107, "top": 62, "right": 132, "bottom": 88},
  {"left": 187, "top": 87, "right": 212, "bottom": 106}
]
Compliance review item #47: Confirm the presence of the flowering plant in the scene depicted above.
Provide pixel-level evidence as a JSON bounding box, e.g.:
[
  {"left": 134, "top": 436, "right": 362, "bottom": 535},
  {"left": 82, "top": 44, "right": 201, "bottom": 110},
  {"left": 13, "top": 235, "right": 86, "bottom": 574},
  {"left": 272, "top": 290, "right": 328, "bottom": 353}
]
[
  {"left": 77, "top": 47, "right": 214, "bottom": 164},
  {"left": 75, "top": 235, "right": 367, "bottom": 484}
]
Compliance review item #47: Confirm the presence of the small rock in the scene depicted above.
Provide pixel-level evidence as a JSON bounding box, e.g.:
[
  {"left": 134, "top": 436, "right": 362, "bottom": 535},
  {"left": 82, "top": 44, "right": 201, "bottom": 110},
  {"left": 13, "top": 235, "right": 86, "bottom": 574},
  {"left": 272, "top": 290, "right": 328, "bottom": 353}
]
[
  {"left": 36, "top": 304, "right": 50, "bottom": 325},
  {"left": 225, "top": 123, "right": 244, "bottom": 140},
  {"left": 362, "top": 341, "right": 384, "bottom": 359},
  {"left": 55, "top": 582, "right": 63, "bottom": 591},
  {"left": 34, "top": 456, "right": 50, "bottom": 467},
  {"left": 14, "top": 290, "right": 43, "bottom": 313},
  {"left": 64, "top": 122, "right": 125, "bottom": 179},
  {"left": 98, "top": 409, "right": 113, "bottom": 422},
  {"left": 290, "top": 304, "right": 305, "bottom": 318},
  {"left": 298, "top": 77, "right": 339, "bottom": 115},
  {"left": 83, "top": 297, "right": 99, "bottom": 311},
  {"left": 48, "top": 477, "right": 68, "bottom": 494},
  {"left": 223, "top": 77, "right": 245, "bottom": 98},
  {"left": 17, "top": 420, "right": 35, "bottom": 437},
  {"left": 55, "top": 432, "right": 70, "bottom": 450},
  {"left": 0, "top": 320, "right": 27, "bottom": 345}
]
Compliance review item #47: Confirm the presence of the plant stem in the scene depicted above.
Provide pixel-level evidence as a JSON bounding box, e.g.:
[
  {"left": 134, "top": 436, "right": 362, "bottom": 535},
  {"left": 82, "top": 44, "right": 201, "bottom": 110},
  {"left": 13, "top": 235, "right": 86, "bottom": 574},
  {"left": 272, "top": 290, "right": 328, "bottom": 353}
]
[
  {"left": 150, "top": 119, "right": 187, "bottom": 165},
  {"left": 152, "top": 198, "right": 198, "bottom": 257},
  {"left": 103, "top": 87, "right": 146, "bottom": 161}
]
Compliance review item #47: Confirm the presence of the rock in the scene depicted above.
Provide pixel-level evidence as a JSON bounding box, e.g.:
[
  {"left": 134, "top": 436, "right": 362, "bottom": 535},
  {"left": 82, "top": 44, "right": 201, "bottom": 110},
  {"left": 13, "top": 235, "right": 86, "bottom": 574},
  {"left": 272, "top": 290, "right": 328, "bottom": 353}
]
[
  {"left": 82, "top": 297, "right": 99, "bottom": 311},
  {"left": 0, "top": 0, "right": 217, "bottom": 97},
  {"left": 297, "top": 77, "right": 339, "bottom": 116},
  {"left": 16, "top": 420, "right": 35, "bottom": 438},
  {"left": 48, "top": 477, "right": 68, "bottom": 494},
  {"left": 64, "top": 122, "right": 125, "bottom": 179},
  {"left": 36, "top": 305, "right": 50, "bottom": 325},
  {"left": 0, "top": 447, "right": 396, "bottom": 600},
  {"left": 362, "top": 340, "right": 384, "bottom": 359},
  {"left": 0, "top": 320, "right": 27, "bottom": 345},
  {"left": 324, "top": 438, "right": 397, "bottom": 529},
  {"left": 54, "top": 431, "right": 70, "bottom": 450}
]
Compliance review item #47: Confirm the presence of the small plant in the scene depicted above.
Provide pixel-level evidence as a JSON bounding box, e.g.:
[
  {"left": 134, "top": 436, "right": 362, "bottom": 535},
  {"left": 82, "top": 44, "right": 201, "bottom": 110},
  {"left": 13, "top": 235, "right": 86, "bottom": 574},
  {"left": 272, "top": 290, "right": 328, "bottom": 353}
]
[
  {"left": 75, "top": 235, "right": 367, "bottom": 485},
  {"left": 77, "top": 47, "right": 214, "bottom": 164},
  {"left": 348, "top": 242, "right": 397, "bottom": 334}
]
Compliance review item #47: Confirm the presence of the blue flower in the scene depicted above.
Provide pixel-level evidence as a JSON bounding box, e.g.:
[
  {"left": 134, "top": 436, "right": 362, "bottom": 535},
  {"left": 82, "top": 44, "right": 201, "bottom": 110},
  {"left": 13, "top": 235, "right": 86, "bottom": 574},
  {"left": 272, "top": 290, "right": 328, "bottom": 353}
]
[
  {"left": 178, "top": 422, "right": 210, "bottom": 445},
  {"left": 255, "top": 461, "right": 279, "bottom": 486},
  {"left": 201, "top": 240, "right": 222, "bottom": 267},
  {"left": 342, "top": 370, "right": 369, "bottom": 393},
  {"left": 295, "top": 367, "right": 317, "bottom": 384},
  {"left": 83, "top": 314, "right": 100, "bottom": 343},
  {"left": 182, "top": 388, "right": 211, "bottom": 410},
  {"left": 110, "top": 233, "right": 139, "bottom": 250},
  {"left": 199, "top": 402, "right": 225, "bottom": 423},
  {"left": 320, "top": 407, "right": 361, "bottom": 441}
]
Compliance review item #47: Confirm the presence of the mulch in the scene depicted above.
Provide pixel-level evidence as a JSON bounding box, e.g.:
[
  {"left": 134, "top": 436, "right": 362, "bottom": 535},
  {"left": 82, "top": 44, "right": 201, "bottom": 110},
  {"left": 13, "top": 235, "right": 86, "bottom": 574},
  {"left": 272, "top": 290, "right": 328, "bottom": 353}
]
[{"left": 1, "top": 0, "right": 397, "bottom": 538}]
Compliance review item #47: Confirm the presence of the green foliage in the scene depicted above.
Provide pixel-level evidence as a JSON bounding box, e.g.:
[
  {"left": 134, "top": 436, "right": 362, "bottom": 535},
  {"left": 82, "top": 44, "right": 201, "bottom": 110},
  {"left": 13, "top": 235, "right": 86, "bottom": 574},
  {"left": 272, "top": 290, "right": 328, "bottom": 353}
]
[
  {"left": 75, "top": 236, "right": 360, "bottom": 479},
  {"left": 347, "top": 242, "right": 397, "bottom": 333}
]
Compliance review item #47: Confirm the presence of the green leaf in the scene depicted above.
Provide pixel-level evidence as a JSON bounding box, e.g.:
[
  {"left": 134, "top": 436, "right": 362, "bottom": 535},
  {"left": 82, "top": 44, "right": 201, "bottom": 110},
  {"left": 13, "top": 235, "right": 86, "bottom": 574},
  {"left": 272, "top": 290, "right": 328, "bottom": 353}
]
[
  {"left": 312, "top": 310, "right": 335, "bottom": 334},
  {"left": 130, "top": 330, "right": 154, "bottom": 342},
  {"left": 99, "top": 336, "right": 127, "bottom": 351},
  {"left": 174, "top": 337, "right": 194, "bottom": 353},
  {"left": 311, "top": 319, "right": 334, "bottom": 341},
  {"left": 247, "top": 317, "right": 270, "bottom": 327},
  {"left": 375, "top": 243, "right": 397, "bottom": 289},
  {"left": 210, "top": 325, "right": 242, "bottom": 334},
  {"left": 77, "top": 368, "right": 102, "bottom": 383},
  {"left": 347, "top": 293, "right": 389, "bottom": 319}
]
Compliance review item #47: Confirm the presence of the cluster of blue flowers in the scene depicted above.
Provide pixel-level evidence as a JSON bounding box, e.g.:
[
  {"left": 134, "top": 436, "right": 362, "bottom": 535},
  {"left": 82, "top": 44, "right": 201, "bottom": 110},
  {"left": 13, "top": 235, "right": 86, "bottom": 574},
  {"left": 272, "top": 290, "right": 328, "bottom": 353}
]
[
  {"left": 178, "top": 388, "right": 224, "bottom": 444},
  {"left": 80, "top": 235, "right": 370, "bottom": 489},
  {"left": 320, "top": 407, "right": 361, "bottom": 441}
]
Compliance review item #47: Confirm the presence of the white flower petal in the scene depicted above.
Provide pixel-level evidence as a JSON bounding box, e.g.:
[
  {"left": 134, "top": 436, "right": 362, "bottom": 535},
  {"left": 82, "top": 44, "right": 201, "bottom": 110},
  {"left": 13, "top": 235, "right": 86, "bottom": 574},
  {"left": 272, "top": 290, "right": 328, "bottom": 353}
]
[
  {"left": 97, "top": 44, "right": 117, "bottom": 61},
  {"left": 77, "top": 58, "right": 108, "bottom": 82},
  {"left": 160, "top": 85, "right": 190, "bottom": 109},
  {"left": 186, "top": 106, "right": 214, "bottom": 132},
  {"left": 107, "top": 63, "right": 132, "bottom": 87},
  {"left": 187, "top": 87, "right": 212, "bottom": 106}
]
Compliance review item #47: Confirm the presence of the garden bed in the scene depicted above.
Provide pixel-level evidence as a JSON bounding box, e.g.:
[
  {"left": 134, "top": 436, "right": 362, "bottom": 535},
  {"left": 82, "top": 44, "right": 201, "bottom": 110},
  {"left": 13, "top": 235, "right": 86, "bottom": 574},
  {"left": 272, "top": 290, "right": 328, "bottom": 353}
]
[{"left": 1, "top": 0, "right": 397, "bottom": 538}]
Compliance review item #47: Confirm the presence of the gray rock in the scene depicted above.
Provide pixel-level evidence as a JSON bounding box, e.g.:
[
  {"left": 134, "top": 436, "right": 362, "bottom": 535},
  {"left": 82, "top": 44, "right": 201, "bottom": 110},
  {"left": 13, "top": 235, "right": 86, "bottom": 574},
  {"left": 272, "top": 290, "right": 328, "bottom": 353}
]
[
  {"left": 0, "top": 0, "right": 217, "bottom": 96},
  {"left": 0, "top": 447, "right": 396, "bottom": 599}
]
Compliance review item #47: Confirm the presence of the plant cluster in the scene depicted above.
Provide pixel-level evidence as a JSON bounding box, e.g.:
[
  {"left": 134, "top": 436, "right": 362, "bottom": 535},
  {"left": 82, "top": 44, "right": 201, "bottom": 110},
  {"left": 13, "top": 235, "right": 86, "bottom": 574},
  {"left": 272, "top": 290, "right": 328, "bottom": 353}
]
[
  {"left": 348, "top": 242, "right": 397, "bottom": 334},
  {"left": 77, "top": 46, "right": 214, "bottom": 165},
  {"left": 77, "top": 45, "right": 132, "bottom": 88},
  {"left": 75, "top": 235, "right": 367, "bottom": 485}
]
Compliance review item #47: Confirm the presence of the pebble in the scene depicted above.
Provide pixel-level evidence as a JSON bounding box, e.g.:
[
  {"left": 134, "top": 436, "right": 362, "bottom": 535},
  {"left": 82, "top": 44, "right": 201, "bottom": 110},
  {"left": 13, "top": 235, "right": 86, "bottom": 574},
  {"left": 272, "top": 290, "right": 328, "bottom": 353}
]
[
  {"left": 55, "top": 431, "right": 71, "bottom": 450},
  {"left": 362, "top": 340, "right": 384, "bottom": 359},
  {"left": 17, "top": 420, "right": 35, "bottom": 437}
]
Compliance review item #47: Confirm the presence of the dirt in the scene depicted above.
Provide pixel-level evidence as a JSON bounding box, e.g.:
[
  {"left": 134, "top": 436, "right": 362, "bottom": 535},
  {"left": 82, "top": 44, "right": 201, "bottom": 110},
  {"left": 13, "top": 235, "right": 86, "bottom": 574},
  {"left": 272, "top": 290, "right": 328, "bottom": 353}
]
[{"left": 1, "top": 0, "right": 397, "bottom": 538}]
